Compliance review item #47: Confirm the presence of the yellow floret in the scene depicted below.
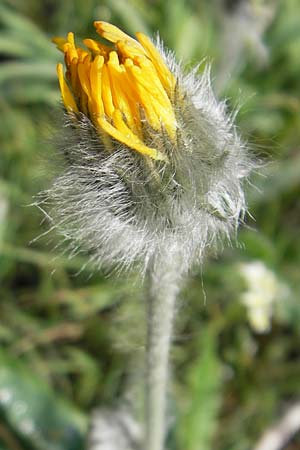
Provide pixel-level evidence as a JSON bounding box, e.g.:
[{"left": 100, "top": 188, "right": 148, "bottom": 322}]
[{"left": 54, "top": 21, "right": 177, "bottom": 161}]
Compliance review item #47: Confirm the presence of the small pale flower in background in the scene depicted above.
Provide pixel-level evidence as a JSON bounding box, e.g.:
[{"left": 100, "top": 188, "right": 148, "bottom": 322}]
[{"left": 240, "top": 261, "right": 286, "bottom": 334}]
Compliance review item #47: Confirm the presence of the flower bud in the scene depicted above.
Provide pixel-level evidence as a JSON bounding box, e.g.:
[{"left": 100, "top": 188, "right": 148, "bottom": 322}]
[{"left": 44, "top": 21, "right": 254, "bottom": 272}]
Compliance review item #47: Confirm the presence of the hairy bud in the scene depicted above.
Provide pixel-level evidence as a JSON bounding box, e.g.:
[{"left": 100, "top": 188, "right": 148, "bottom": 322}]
[{"left": 42, "top": 21, "right": 254, "bottom": 273}]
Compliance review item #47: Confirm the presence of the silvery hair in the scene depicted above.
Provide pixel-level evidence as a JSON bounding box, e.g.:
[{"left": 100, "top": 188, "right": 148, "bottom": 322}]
[{"left": 39, "top": 41, "right": 254, "bottom": 274}]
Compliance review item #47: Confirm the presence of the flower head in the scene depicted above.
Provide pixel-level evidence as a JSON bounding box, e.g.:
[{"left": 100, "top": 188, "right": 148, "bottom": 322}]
[{"left": 44, "top": 22, "right": 254, "bottom": 273}]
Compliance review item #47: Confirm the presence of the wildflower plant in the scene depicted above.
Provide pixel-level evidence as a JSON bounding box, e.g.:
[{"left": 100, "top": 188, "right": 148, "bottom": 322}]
[{"left": 44, "top": 20, "right": 254, "bottom": 450}]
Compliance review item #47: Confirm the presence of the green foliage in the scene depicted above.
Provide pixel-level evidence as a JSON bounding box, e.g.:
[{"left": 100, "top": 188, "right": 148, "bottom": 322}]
[
  {"left": 1, "top": 0, "right": 300, "bottom": 449},
  {"left": 176, "top": 326, "right": 222, "bottom": 450},
  {"left": 0, "top": 351, "right": 87, "bottom": 450}
]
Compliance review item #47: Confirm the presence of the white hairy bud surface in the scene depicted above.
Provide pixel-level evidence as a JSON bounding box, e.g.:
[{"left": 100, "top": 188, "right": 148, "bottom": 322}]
[{"left": 40, "top": 41, "right": 253, "bottom": 274}]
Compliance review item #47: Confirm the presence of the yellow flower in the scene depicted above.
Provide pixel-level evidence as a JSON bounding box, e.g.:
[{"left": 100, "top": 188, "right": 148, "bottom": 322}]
[
  {"left": 45, "top": 20, "right": 254, "bottom": 274},
  {"left": 53, "top": 21, "right": 177, "bottom": 162}
]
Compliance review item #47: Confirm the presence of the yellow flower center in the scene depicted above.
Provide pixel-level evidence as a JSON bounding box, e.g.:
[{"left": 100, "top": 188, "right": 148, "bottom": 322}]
[{"left": 53, "top": 22, "right": 177, "bottom": 161}]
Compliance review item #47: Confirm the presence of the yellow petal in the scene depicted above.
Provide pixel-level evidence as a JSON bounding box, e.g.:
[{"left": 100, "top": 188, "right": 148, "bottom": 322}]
[
  {"left": 89, "top": 55, "right": 105, "bottom": 116},
  {"left": 94, "top": 21, "right": 142, "bottom": 50},
  {"left": 134, "top": 56, "right": 177, "bottom": 138},
  {"left": 77, "top": 60, "right": 91, "bottom": 99},
  {"left": 97, "top": 113, "right": 167, "bottom": 161},
  {"left": 107, "top": 52, "right": 141, "bottom": 135},
  {"left": 68, "top": 57, "right": 79, "bottom": 93},
  {"left": 56, "top": 63, "right": 79, "bottom": 113},
  {"left": 83, "top": 38, "right": 110, "bottom": 58},
  {"left": 125, "top": 58, "right": 176, "bottom": 139},
  {"left": 101, "top": 64, "right": 115, "bottom": 117},
  {"left": 52, "top": 36, "right": 67, "bottom": 52},
  {"left": 116, "top": 40, "right": 145, "bottom": 60},
  {"left": 67, "top": 32, "right": 75, "bottom": 47},
  {"left": 136, "top": 32, "right": 176, "bottom": 93},
  {"left": 63, "top": 42, "right": 78, "bottom": 66}
]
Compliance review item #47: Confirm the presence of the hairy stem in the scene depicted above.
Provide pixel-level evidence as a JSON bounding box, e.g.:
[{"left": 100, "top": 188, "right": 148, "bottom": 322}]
[{"left": 144, "top": 252, "right": 183, "bottom": 450}]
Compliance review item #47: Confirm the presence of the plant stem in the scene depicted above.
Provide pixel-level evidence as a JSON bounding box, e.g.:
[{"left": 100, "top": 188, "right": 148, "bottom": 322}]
[{"left": 144, "top": 252, "right": 183, "bottom": 450}]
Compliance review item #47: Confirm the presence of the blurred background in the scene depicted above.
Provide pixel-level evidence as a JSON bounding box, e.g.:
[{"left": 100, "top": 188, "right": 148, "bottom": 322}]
[{"left": 1, "top": 0, "right": 300, "bottom": 449}]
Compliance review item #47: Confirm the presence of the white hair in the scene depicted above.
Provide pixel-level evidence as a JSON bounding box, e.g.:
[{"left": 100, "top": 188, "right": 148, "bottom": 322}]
[{"left": 39, "top": 41, "right": 254, "bottom": 275}]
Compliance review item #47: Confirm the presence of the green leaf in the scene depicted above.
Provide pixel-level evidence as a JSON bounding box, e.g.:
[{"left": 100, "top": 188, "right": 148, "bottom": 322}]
[
  {"left": 0, "top": 4, "right": 57, "bottom": 57},
  {"left": 109, "top": 0, "right": 150, "bottom": 35},
  {"left": 0, "top": 62, "right": 56, "bottom": 84},
  {"left": 238, "top": 229, "right": 278, "bottom": 264},
  {"left": 0, "top": 352, "right": 87, "bottom": 450},
  {"left": 0, "top": 35, "right": 34, "bottom": 57},
  {"left": 2, "top": 83, "right": 59, "bottom": 105},
  {"left": 177, "top": 326, "right": 222, "bottom": 450},
  {"left": 249, "top": 153, "right": 300, "bottom": 204}
]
